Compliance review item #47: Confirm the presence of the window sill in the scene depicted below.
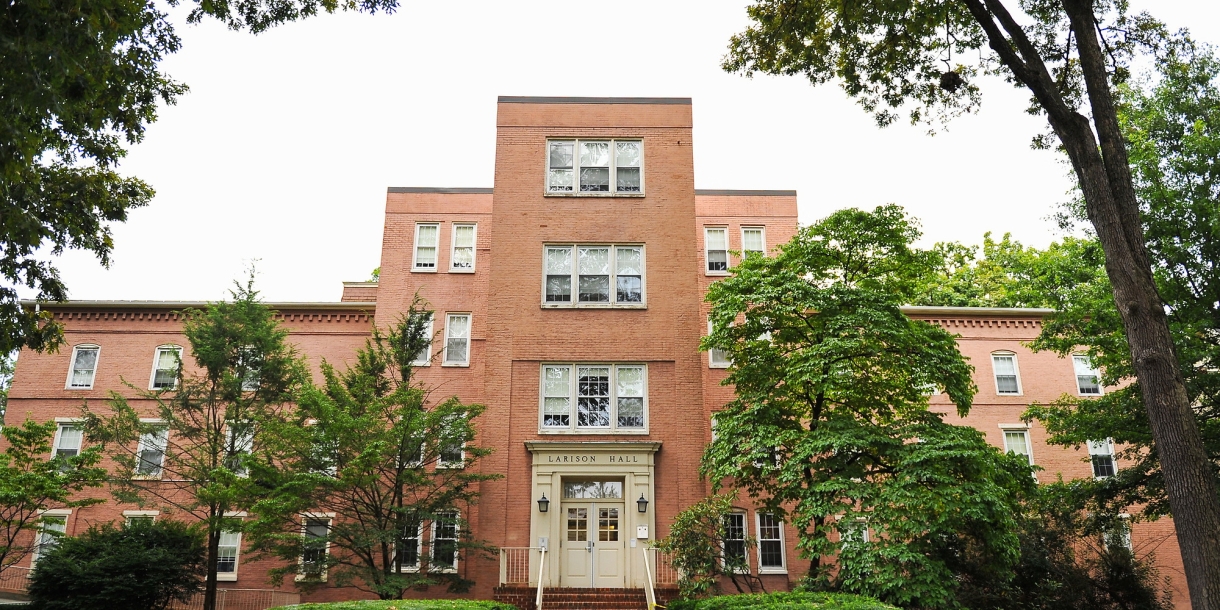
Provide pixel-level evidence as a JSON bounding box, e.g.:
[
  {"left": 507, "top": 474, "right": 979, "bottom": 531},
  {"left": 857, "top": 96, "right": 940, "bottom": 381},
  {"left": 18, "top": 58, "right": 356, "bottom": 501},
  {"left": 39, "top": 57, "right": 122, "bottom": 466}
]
[
  {"left": 541, "top": 303, "right": 647, "bottom": 310},
  {"left": 544, "top": 192, "right": 646, "bottom": 198},
  {"left": 705, "top": 271, "right": 730, "bottom": 277},
  {"left": 759, "top": 568, "right": 788, "bottom": 575},
  {"left": 217, "top": 573, "right": 238, "bottom": 582},
  {"left": 709, "top": 364, "right": 731, "bottom": 370},
  {"left": 449, "top": 268, "right": 476, "bottom": 274},
  {"left": 996, "top": 392, "right": 1023, "bottom": 397},
  {"left": 295, "top": 574, "right": 328, "bottom": 583},
  {"left": 64, "top": 386, "right": 94, "bottom": 391},
  {"left": 441, "top": 362, "right": 470, "bottom": 368},
  {"left": 411, "top": 268, "right": 439, "bottom": 273}
]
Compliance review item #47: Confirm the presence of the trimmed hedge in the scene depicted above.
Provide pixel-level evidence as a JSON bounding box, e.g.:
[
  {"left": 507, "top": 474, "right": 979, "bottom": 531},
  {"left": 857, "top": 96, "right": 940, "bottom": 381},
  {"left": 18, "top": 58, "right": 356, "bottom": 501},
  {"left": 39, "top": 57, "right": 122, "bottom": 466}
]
[
  {"left": 270, "top": 601, "right": 517, "bottom": 610},
  {"left": 665, "top": 591, "right": 898, "bottom": 610}
]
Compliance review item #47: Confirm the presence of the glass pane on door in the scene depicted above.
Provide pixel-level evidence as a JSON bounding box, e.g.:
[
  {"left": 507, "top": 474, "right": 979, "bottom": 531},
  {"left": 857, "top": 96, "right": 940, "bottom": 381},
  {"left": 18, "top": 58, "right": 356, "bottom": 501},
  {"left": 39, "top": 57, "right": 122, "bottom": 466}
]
[
  {"left": 566, "top": 508, "right": 588, "bottom": 542},
  {"left": 598, "top": 507, "right": 619, "bottom": 542}
]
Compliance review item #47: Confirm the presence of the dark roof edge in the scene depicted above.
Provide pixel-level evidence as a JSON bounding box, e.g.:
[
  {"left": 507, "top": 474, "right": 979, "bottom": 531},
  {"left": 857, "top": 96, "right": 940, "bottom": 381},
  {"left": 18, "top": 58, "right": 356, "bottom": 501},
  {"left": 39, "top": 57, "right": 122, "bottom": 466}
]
[
  {"left": 498, "top": 96, "right": 692, "bottom": 105},
  {"left": 900, "top": 305, "right": 1056, "bottom": 316},
  {"left": 387, "top": 187, "right": 494, "bottom": 194},
  {"left": 695, "top": 189, "right": 798, "bottom": 197},
  {"left": 21, "top": 300, "right": 376, "bottom": 311}
]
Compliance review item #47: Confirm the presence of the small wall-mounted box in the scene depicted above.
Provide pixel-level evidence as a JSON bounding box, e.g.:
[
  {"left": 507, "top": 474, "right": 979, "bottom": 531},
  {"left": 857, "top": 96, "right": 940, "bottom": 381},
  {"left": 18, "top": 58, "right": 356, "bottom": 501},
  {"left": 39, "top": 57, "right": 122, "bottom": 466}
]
[{"left": 637, "top": 525, "right": 649, "bottom": 539}]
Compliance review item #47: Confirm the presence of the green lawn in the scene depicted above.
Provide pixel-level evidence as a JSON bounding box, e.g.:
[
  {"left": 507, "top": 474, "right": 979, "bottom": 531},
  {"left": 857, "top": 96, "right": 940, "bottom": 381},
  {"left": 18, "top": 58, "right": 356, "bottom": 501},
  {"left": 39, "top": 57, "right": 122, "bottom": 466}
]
[{"left": 270, "top": 601, "right": 517, "bottom": 610}]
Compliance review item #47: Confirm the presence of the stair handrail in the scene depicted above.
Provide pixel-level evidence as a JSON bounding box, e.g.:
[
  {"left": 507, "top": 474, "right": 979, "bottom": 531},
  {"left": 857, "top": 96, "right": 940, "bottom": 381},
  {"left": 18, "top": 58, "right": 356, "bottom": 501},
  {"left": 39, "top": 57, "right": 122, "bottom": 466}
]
[
  {"left": 642, "top": 546, "right": 661, "bottom": 609},
  {"left": 535, "top": 545, "right": 546, "bottom": 610}
]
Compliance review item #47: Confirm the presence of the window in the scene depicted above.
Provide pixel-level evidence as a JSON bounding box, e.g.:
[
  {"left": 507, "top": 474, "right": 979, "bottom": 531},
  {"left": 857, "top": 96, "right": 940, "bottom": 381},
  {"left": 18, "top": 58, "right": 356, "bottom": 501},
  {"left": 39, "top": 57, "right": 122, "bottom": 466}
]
[
  {"left": 123, "top": 511, "right": 158, "bottom": 526},
  {"left": 225, "top": 423, "right": 254, "bottom": 477},
  {"left": 217, "top": 531, "right": 241, "bottom": 579},
  {"left": 991, "top": 353, "right": 1022, "bottom": 395},
  {"left": 437, "top": 436, "right": 464, "bottom": 468},
  {"left": 546, "top": 139, "right": 643, "bottom": 195},
  {"left": 431, "top": 511, "right": 459, "bottom": 572},
  {"left": 741, "top": 227, "right": 766, "bottom": 256},
  {"left": 1105, "top": 516, "right": 1133, "bottom": 552},
  {"left": 149, "top": 346, "right": 182, "bottom": 390},
  {"left": 300, "top": 518, "right": 330, "bottom": 579},
  {"left": 722, "top": 512, "right": 747, "bottom": 570},
  {"left": 1089, "top": 439, "right": 1117, "bottom": 478},
  {"left": 66, "top": 345, "right": 99, "bottom": 389},
  {"left": 397, "top": 515, "right": 422, "bottom": 572},
  {"left": 543, "top": 245, "right": 645, "bottom": 307},
  {"left": 53, "top": 424, "right": 82, "bottom": 460},
  {"left": 1074, "top": 354, "right": 1102, "bottom": 395},
  {"left": 756, "top": 513, "right": 785, "bottom": 573},
  {"left": 540, "top": 364, "right": 646, "bottom": 432},
  {"left": 32, "top": 514, "right": 68, "bottom": 565},
  {"left": 238, "top": 346, "right": 260, "bottom": 392},
  {"left": 839, "top": 519, "right": 870, "bottom": 547},
  {"left": 1003, "top": 428, "right": 1034, "bottom": 466},
  {"left": 413, "top": 223, "right": 440, "bottom": 271},
  {"left": 412, "top": 314, "right": 434, "bottom": 367},
  {"left": 705, "top": 228, "right": 728, "bottom": 273},
  {"left": 443, "top": 314, "right": 471, "bottom": 366},
  {"left": 450, "top": 224, "right": 477, "bottom": 272},
  {"left": 135, "top": 427, "right": 168, "bottom": 477},
  {"left": 708, "top": 319, "right": 731, "bottom": 369}
]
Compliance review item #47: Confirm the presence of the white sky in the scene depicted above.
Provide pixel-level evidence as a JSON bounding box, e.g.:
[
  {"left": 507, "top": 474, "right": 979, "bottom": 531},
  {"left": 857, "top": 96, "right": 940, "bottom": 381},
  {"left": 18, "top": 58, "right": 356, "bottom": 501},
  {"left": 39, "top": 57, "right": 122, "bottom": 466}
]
[{"left": 41, "top": 0, "right": 1220, "bottom": 303}]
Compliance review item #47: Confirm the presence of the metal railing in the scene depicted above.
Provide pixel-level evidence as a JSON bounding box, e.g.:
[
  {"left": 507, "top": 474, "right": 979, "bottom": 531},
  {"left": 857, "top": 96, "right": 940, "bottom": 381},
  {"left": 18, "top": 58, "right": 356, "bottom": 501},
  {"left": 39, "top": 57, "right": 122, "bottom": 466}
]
[
  {"left": 650, "top": 548, "right": 679, "bottom": 586},
  {"left": 535, "top": 546, "right": 547, "bottom": 610},
  {"left": 170, "top": 588, "right": 300, "bottom": 610},
  {"left": 0, "top": 566, "right": 31, "bottom": 593},
  {"left": 642, "top": 546, "right": 658, "bottom": 609},
  {"left": 499, "top": 546, "right": 543, "bottom": 585}
]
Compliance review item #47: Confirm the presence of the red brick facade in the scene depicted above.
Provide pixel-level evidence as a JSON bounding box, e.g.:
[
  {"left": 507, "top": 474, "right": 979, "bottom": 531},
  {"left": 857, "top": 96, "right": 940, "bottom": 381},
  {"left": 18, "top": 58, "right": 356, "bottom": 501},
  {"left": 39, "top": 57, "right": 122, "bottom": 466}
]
[{"left": 3, "top": 97, "right": 1188, "bottom": 607}]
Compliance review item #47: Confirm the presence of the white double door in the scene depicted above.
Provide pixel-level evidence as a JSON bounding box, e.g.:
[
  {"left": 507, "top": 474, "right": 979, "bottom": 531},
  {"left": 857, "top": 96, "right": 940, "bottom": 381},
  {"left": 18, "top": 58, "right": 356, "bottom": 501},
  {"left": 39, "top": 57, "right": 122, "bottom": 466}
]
[{"left": 561, "top": 501, "right": 624, "bottom": 588}]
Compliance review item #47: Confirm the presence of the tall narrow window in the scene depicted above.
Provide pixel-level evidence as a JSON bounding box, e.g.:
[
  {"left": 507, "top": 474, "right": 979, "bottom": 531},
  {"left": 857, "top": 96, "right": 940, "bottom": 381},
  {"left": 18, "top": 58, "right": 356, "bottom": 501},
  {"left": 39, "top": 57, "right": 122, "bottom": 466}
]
[
  {"left": 238, "top": 345, "right": 260, "bottom": 392},
  {"left": 149, "top": 346, "right": 182, "bottom": 390},
  {"left": 722, "top": 512, "right": 747, "bottom": 570},
  {"left": 216, "top": 531, "right": 241, "bottom": 578},
  {"left": 411, "top": 314, "right": 434, "bottom": 367},
  {"left": 432, "top": 511, "right": 459, "bottom": 572},
  {"left": 708, "top": 319, "right": 731, "bottom": 369},
  {"left": 1089, "top": 439, "right": 1117, "bottom": 478},
  {"left": 1003, "top": 429, "right": 1034, "bottom": 466},
  {"left": 547, "top": 139, "right": 644, "bottom": 195},
  {"left": 397, "top": 516, "right": 422, "bottom": 572},
  {"left": 1073, "top": 354, "right": 1102, "bottom": 395},
  {"left": 757, "top": 513, "right": 785, "bottom": 572},
  {"left": 225, "top": 423, "right": 254, "bottom": 477},
  {"left": 705, "top": 228, "right": 728, "bottom": 273},
  {"left": 615, "top": 141, "right": 642, "bottom": 192},
  {"left": 580, "top": 141, "right": 610, "bottom": 192},
  {"left": 67, "top": 345, "right": 99, "bottom": 389},
  {"left": 616, "top": 366, "right": 645, "bottom": 428},
  {"left": 615, "top": 247, "right": 643, "bottom": 303},
  {"left": 542, "top": 365, "right": 572, "bottom": 428},
  {"left": 450, "top": 224, "right": 477, "bottom": 272},
  {"left": 32, "top": 515, "right": 68, "bottom": 565},
  {"left": 135, "top": 428, "right": 168, "bottom": 477},
  {"left": 741, "top": 227, "right": 766, "bottom": 256},
  {"left": 992, "top": 353, "right": 1021, "bottom": 395},
  {"left": 443, "top": 314, "right": 471, "bottom": 366},
  {"left": 577, "top": 366, "right": 611, "bottom": 428},
  {"left": 545, "top": 247, "right": 573, "bottom": 303},
  {"left": 578, "top": 247, "right": 611, "bottom": 302},
  {"left": 301, "top": 518, "right": 330, "bottom": 578},
  {"left": 548, "top": 141, "right": 575, "bottom": 192},
  {"left": 1105, "top": 517, "right": 1133, "bottom": 552},
  {"left": 53, "top": 424, "right": 83, "bottom": 460},
  {"left": 413, "top": 223, "right": 440, "bottom": 271}
]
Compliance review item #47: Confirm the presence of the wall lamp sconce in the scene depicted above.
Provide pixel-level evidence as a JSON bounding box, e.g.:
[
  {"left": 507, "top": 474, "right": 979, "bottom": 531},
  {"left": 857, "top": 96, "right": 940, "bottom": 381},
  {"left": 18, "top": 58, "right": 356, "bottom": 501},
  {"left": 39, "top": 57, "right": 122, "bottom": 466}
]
[
  {"left": 637, "top": 493, "right": 649, "bottom": 513},
  {"left": 537, "top": 494, "right": 550, "bottom": 513}
]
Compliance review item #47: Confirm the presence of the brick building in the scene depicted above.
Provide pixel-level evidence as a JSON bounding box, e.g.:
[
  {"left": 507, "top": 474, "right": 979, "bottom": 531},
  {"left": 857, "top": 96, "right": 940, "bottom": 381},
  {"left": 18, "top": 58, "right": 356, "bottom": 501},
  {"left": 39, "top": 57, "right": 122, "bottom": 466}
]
[{"left": 2, "top": 97, "right": 1189, "bottom": 607}]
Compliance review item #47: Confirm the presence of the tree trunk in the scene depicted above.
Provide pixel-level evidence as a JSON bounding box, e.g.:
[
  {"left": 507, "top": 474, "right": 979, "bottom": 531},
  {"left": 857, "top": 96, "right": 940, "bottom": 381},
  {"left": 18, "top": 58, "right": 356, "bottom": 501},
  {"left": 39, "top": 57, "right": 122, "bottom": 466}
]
[{"left": 204, "top": 527, "right": 221, "bottom": 610}]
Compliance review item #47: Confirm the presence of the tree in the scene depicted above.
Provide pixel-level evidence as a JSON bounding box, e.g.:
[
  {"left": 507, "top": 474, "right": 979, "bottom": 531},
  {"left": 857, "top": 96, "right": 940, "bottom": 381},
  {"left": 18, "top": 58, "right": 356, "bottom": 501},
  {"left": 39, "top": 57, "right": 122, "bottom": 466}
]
[
  {"left": 702, "top": 205, "right": 1035, "bottom": 608},
  {"left": 0, "top": 351, "right": 13, "bottom": 424},
  {"left": 653, "top": 494, "right": 761, "bottom": 600},
  {"left": 0, "top": 0, "right": 398, "bottom": 360},
  {"left": 27, "top": 519, "right": 206, "bottom": 610},
  {"left": 0, "top": 419, "right": 107, "bottom": 572},
  {"left": 82, "top": 276, "right": 309, "bottom": 610},
  {"left": 246, "top": 300, "right": 500, "bottom": 599},
  {"left": 723, "top": 3, "right": 1220, "bottom": 603}
]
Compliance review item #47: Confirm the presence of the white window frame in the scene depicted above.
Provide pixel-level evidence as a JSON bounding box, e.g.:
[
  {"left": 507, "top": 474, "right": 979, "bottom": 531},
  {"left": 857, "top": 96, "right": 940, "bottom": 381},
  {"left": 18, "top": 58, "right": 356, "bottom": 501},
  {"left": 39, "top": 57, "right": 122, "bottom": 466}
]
[
  {"left": 1089, "top": 438, "right": 1117, "bottom": 479},
  {"left": 449, "top": 223, "right": 477, "bottom": 273},
  {"left": 65, "top": 344, "right": 100, "bottom": 390},
  {"left": 704, "top": 227, "right": 730, "bottom": 275},
  {"left": 538, "top": 363, "right": 648, "bottom": 434},
  {"left": 721, "top": 511, "right": 749, "bottom": 572},
  {"left": 991, "top": 352, "right": 1023, "bottom": 396},
  {"left": 216, "top": 529, "right": 243, "bottom": 581},
  {"left": 148, "top": 345, "right": 183, "bottom": 390},
  {"left": 412, "top": 223, "right": 441, "bottom": 272},
  {"left": 838, "top": 517, "right": 871, "bottom": 547},
  {"left": 1105, "top": 514, "right": 1133, "bottom": 552},
  {"left": 541, "top": 244, "right": 646, "bottom": 308},
  {"left": 1073, "top": 354, "right": 1103, "bottom": 396},
  {"left": 134, "top": 425, "right": 169, "bottom": 478},
  {"left": 430, "top": 510, "right": 460, "bottom": 573},
  {"left": 52, "top": 421, "right": 83, "bottom": 461},
  {"left": 123, "top": 510, "right": 159, "bottom": 527},
  {"left": 225, "top": 422, "right": 255, "bottom": 478},
  {"left": 741, "top": 226, "right": 766, "bottom": 257},
  {"left": 545, "top": 139, "right": 645, "bottom": 197},
  {"left": 1000, "top": 425, "right": 1035, "bottom": 467},
  {"left": 31, "top": 510, "right": 71, "bottom": 566},
  {"left": 708, "top": 319, "right": 731, "bottom": 369},
  {"left": 296, "top": 514, "right": 334, "bottom": 582},
  {"left": 396, "top": 517, "right": 423, "bottom": 573},
  {"left": 755, "top": 512, "right": 787, "bottom": 574},
  {"left": 442, "top": 313, "right": 472, "bottom": 367},
  {"left": 437, "top": 442, "right": 465, "bottom": 469},
  {"left": 412, "top": 314, "right": 434, "bottom": 367}
]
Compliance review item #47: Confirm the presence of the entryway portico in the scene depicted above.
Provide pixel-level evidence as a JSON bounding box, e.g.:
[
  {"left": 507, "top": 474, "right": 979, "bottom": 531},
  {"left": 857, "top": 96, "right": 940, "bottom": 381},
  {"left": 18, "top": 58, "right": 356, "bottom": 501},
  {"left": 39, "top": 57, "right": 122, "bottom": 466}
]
[{"left": 525, "top": 441, "right": 661, "bottom": 589}]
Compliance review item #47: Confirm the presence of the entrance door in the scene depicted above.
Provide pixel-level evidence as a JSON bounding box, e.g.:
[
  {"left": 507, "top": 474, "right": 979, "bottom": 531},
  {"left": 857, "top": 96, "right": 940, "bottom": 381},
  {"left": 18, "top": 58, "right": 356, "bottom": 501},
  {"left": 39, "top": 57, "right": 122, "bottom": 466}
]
[{"left": 562, "top": 502, "right": 624, "bottom": 588}]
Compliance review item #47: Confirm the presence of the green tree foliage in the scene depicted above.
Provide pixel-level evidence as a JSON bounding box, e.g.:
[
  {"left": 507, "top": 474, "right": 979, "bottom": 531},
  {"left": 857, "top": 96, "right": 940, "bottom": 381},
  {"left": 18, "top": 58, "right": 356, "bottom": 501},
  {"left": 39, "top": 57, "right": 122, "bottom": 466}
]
[
  {"left": 0, "top": 0, "right": 397, "bottom": 359},
  {"left": 0, "top": 351, "right": 13, "bottom": 423},
  {"left": 653, "top": 494, "right": 761, "bottom": 599},
  {"left": 82, "top": 276, "right": 309, "bottom": 610},
  {"left": 665, "top": 591, "right": 898, "bottom": 610},
  {"left": 722, "top": 2, "right": 1220, "bottom": 600},
  {"left": 702, "top": 205, "right": 1035, "bottom": 608},
  {"left": 0, "top": 419, "right": 106, "bottom": 572},
  {"left": 246, "top": 299, "right": 499, "bottom": 599},
  {"left": 27, "top": 519, "right": 206, "bottom": 610}
]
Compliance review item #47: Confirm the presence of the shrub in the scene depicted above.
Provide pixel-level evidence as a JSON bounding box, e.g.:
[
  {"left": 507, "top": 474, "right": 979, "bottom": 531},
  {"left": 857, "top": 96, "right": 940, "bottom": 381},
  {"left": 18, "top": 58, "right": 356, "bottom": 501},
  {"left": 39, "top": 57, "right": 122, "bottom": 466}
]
[
  {"left": 270, "top": 601, "right": 518, "bottom": 610},
  {"left": 665, "top": 591, "right": 897, "bottom": 610}
]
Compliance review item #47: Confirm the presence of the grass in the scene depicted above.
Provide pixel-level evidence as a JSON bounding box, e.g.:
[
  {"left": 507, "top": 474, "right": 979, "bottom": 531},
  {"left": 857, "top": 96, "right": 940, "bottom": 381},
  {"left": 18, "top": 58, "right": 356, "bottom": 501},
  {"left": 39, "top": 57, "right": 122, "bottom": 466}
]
[{"left": 270, "top": 600, "right": 517, "bottom": 610}]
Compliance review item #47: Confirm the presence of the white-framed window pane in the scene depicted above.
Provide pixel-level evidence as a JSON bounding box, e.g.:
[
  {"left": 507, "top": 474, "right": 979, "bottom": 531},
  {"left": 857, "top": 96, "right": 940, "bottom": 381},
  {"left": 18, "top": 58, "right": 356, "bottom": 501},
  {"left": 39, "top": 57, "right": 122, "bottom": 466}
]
[
  {"left": 451, "top": 224, "right": 476, "bottom": 270},
  {"left": 549, "top": 141, "right": 574, "bottom": 169},
  {"left": 152, "top": 347, "right": 180, "bottom": 389},
  {"left": 545, "top": 247, "right": 574, "bottom": 303},
  {"left": 432, "top": 511, "right": 459, "bottom": 570},
  {"left": 414, "top": 224, "right": 439, "bottom": 269},
  {"left": 616, "top": 366, "right": 645, "bottom": 428},
  {"left": 615, "top": 247, "right": 643, "bottom": 303},
  {"left": 742, "top": 227, "right": 765, "bottom": 254},
  {"left": 758, "top": 514, "right": 784, "bottom": 569},
  {"left": 444, "top": 314, "right": 471, "bottom": 364},
  {"left": 1073, "top": 355, "right": 1102, "bottom": 395},
  {"left": 136, "top": 428, "right": 168, "bottom": 476},
  {"left": 302, "top": 519, "right": 329, "bottom": 575},
  {"left": 708, "top": 320, "right": 732, "bottom": 368},
  {"left": 217, "top": 531, "right": 241, "bottom": 574},
  {"left": 723, "top": 513, "right": 747, "bottom": 567},
  {"left": 397, "top": 516, "right": 421, "bottom": 571},
  {"left": 1089, "top": 439, "right": 1116, "bottom": 478},
  {"left": 579, "top": 141, "right": 610, "bottom": 192},
  {"left": 226, "top": 424, "right": 255, "bottom": 476},
  {"left": 577, "top": 366, "right": 611, "bottom": 428},
  {"left": 34, "top": 516, "right": 67, "bottom": 563},
  {"left": 69, "top": 346, "right": 99, "bottom": 388},
  {"left": 1004, "top": 430, "right": 1033, "bottom": 465},
  {"left": 577, "top": 248, "right": 611, "bottom": 302},
  {"left": 706, "top": 229, "right": 728, "bottom": 272},
  {"left": 992, "top": 355, "right": 1019, "bottom": 394},
  {"left": 543, "top": 366, "right": 572, "bottom": 428},
  {"left": 54, "top": 425, "right": 83, "bottom": 459},
  {"left": 412, "top": 315, "right": 434, "bottom": 366}
]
